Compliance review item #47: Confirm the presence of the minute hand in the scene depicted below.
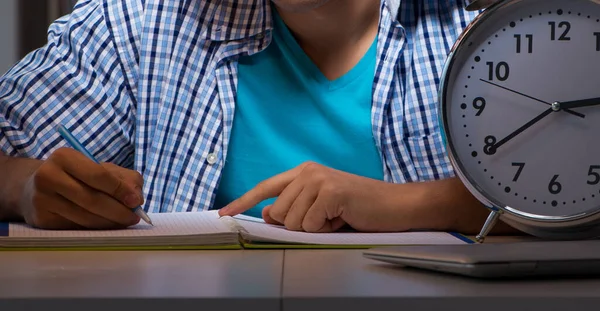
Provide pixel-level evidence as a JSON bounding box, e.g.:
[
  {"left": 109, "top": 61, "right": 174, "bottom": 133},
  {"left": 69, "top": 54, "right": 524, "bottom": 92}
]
[
  {"left": 559, "top": 97, "right": 600, "bottom": 110},
  {"left": 492, "top": 107, "right": 554, "bottom": 152}
]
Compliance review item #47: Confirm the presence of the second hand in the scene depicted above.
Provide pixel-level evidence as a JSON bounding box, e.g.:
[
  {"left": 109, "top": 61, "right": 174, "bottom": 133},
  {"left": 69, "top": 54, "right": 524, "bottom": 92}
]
[{"left": 479, "top": 79, "right": 585, "bottom": 119}]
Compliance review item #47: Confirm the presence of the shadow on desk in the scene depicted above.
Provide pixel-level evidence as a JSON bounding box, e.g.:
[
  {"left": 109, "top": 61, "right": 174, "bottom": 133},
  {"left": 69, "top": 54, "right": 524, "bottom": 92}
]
[{"left": 282, "top": 247, "right": 600, "bottom": 311}]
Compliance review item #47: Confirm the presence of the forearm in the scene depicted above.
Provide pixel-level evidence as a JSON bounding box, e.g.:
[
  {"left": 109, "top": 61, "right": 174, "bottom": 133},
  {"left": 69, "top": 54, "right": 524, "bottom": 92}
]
[
  {"left": 383, "top": 177, "right": 521, "bottom": 235},
  {"left": 0, "top": 153, "right": 42, "bottom": 222}
]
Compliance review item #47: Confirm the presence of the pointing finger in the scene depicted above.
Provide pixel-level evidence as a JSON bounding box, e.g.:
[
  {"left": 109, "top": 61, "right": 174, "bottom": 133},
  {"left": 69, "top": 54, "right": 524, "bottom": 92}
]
[{"left": 218, "top": 163, "right": 311, "bottom": 216}]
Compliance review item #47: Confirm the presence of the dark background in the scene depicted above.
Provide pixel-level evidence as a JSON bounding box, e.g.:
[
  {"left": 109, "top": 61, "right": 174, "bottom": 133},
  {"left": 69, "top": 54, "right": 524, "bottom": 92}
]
[{"left": 18, "top": 0, "right": 76, "bottom": 58}]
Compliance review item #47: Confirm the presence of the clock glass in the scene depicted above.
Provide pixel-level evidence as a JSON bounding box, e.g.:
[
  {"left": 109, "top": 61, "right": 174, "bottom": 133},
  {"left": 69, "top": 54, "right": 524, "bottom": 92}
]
[{"left": 442, "top": 0, "right": 600, "bottom": 221}]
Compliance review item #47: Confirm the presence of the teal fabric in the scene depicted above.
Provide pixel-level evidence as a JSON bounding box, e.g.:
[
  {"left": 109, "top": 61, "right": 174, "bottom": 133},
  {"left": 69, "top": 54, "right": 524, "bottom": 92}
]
[{"left": 214, "top": 10, "right": 383, "bottom": 218}]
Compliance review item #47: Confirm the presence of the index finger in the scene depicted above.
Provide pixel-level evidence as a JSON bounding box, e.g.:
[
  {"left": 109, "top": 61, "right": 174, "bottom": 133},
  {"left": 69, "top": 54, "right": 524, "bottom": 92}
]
[
  {"left": 218, "top": 164, "right": 308, "bottom": 216},
  {"left": 52, "top": 148, "right": 141, "bottom": 208}
]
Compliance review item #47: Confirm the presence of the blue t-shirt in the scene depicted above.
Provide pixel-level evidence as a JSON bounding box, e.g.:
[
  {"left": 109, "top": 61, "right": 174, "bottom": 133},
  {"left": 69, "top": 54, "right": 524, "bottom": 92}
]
[{"left": 213, "top": 11, "right": 384, "bottom": 217}]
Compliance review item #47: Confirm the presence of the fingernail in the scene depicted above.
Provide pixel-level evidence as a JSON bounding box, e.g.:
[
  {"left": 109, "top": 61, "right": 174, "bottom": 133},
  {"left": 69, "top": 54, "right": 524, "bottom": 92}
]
[{"left": 125, "top": 194, "right": 139, "bottom": 207}]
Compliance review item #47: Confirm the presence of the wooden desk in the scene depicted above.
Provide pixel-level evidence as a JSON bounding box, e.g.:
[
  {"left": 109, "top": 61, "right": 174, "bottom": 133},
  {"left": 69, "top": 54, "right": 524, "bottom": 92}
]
[
  {"left": 1, "top": 239, "right": 599, "bottom": 311},
  {"left": 0, "top": 250, "right": 283, "bottom": 310},
  {"left": 282, "top": 249, "right": 600, "bottom": 311}
]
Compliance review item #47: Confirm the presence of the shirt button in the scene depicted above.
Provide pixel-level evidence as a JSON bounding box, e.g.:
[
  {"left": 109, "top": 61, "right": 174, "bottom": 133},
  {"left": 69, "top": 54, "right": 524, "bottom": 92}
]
[{"left": 207, "top": 153, "right": 218, "bottom": 165}]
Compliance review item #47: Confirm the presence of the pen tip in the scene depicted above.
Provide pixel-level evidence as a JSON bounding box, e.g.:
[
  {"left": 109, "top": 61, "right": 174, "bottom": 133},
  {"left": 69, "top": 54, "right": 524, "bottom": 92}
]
[{"left": 141, "top": 216, "right": 153, "bottom": 226}]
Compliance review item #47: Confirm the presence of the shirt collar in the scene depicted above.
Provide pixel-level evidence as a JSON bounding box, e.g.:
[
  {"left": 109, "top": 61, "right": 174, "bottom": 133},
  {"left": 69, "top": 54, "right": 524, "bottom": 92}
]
[
  {"left": 384, "top": 0, "right": 401, "bottom": 23},
  {"left": 207, "top": 0, "right": 401, "bottom": 42},
  {"left": 207, "top": 0, "right": 273, "bottom": 41}
]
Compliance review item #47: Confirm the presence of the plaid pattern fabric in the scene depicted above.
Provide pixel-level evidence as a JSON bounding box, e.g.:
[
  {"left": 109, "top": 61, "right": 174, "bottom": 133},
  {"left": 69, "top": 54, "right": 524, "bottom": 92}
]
[{"left": 0, "top": 0, "right": 479, "bottom": 213}]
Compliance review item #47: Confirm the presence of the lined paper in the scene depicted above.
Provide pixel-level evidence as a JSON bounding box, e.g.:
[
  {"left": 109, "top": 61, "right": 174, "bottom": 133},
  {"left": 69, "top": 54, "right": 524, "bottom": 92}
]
[
  {"left": 235, "top": 218, "right": 468, "bottom": 245},
  {"left": 0, "top": 211, "right": 468, "bottom": 248},
  {"left": 7, "top": 211, "right": 232, "bottom": 238}
]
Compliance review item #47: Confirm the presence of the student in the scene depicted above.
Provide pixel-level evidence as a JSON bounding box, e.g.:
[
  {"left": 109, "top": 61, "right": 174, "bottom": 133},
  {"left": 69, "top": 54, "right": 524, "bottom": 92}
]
[{"left": 0, "top": 0, "right": 514, "bottom": 234}]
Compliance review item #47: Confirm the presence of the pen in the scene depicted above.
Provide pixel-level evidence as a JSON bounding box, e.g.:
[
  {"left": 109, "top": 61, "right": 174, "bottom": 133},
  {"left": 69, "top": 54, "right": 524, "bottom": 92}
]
[{"left": 56, "top": 124, "right": 154, "bottom": 226}]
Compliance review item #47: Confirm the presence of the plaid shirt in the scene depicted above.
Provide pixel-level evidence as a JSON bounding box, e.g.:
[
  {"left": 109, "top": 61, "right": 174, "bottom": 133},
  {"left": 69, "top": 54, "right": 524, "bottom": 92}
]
[{"left": 0, "top": 0, "right": 478, "bottom": 213}]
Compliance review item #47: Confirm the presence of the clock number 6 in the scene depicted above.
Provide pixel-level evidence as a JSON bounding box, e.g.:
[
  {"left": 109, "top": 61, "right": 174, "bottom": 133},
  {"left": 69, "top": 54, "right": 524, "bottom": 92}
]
[
  {"left": 587, "top": 165, "right": 600, "bottom": 185},
  {"left": 548, "top": 175, "right": 562, "bottom": 195}
]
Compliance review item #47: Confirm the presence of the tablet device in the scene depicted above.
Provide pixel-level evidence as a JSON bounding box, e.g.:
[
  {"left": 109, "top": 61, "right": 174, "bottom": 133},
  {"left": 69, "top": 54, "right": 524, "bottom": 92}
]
[{"left": 363, "top": 240, "right": 600, "bottom": 278}]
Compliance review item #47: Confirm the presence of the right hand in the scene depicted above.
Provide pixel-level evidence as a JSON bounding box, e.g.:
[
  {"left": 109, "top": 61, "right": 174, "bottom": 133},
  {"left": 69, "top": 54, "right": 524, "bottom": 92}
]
[{"left": 19, "top": 147, "right": 145, "bottom": 230}]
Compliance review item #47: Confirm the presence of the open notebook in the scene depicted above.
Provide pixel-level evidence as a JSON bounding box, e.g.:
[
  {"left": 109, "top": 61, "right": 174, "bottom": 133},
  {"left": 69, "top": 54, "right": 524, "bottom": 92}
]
[{"left": 0, "top": 211, "right": 473, "bottom": 250}]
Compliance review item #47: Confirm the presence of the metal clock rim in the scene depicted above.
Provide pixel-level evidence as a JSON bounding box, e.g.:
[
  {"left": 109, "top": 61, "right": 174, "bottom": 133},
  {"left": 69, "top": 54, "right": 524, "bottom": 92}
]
[{"left": 438, "top": 0, "right": 600, "bottom": 224}]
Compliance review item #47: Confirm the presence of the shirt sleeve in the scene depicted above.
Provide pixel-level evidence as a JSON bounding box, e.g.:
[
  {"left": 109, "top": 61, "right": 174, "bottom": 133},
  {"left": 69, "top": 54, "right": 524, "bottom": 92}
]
[
  {"left": 0, "top": 0, "right": 140, "bottom": 168},
  {"left": 397, "top": 0, "right": 481, "bottom": 183}
]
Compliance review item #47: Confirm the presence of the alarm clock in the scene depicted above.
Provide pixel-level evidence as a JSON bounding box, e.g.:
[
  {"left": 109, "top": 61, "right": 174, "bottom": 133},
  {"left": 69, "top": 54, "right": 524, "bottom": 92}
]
[{"left": 440, "top": 0, "right": 600, "bottom": 242}]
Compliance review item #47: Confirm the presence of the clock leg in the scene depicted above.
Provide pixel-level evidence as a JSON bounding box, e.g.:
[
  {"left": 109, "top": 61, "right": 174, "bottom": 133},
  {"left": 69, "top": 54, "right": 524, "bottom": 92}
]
[{"left": 475, "top": 210, "right": 501, "bottom": 243}]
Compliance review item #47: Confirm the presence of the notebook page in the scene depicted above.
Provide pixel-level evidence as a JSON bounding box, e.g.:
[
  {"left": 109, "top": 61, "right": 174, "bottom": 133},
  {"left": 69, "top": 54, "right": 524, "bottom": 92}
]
[
  {"left": 234, "top": 218, "right": 468, "bottom": 245},
  {"left": 5, "top": 211, "right": 232, "bottom": 238},
  {"left": 232, "top": 213, "right": 266, "bottom": 224}
]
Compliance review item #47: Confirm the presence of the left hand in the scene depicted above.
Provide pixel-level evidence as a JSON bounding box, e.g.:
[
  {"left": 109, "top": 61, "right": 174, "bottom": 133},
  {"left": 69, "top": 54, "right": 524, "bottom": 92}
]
[{"left": 218, "top": 162, "right": 403, "bottom": 233}]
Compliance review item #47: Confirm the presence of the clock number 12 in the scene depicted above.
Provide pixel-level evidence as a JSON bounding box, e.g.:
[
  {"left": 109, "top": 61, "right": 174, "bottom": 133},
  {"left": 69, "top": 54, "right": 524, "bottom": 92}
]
[{"left": 549, "top": 21, "right": 571, "bottom": 41}]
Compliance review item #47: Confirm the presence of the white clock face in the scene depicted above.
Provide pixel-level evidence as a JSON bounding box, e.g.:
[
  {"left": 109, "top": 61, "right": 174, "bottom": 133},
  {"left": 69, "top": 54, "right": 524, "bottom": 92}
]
[{"left": 443, "top": 0, "right": 600, "bottom": 219}]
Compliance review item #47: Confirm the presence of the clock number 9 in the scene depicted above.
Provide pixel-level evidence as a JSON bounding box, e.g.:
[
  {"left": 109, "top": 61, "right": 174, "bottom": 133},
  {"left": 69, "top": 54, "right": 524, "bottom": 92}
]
[{"left": 472, "top": 97, "right": 486, "bottom": 116}]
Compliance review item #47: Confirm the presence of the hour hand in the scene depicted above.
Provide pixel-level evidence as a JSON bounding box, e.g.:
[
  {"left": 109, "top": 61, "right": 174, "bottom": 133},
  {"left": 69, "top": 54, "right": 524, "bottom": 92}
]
[{"left": 559, "top": 97, "right": 600, "bottom": 110}]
